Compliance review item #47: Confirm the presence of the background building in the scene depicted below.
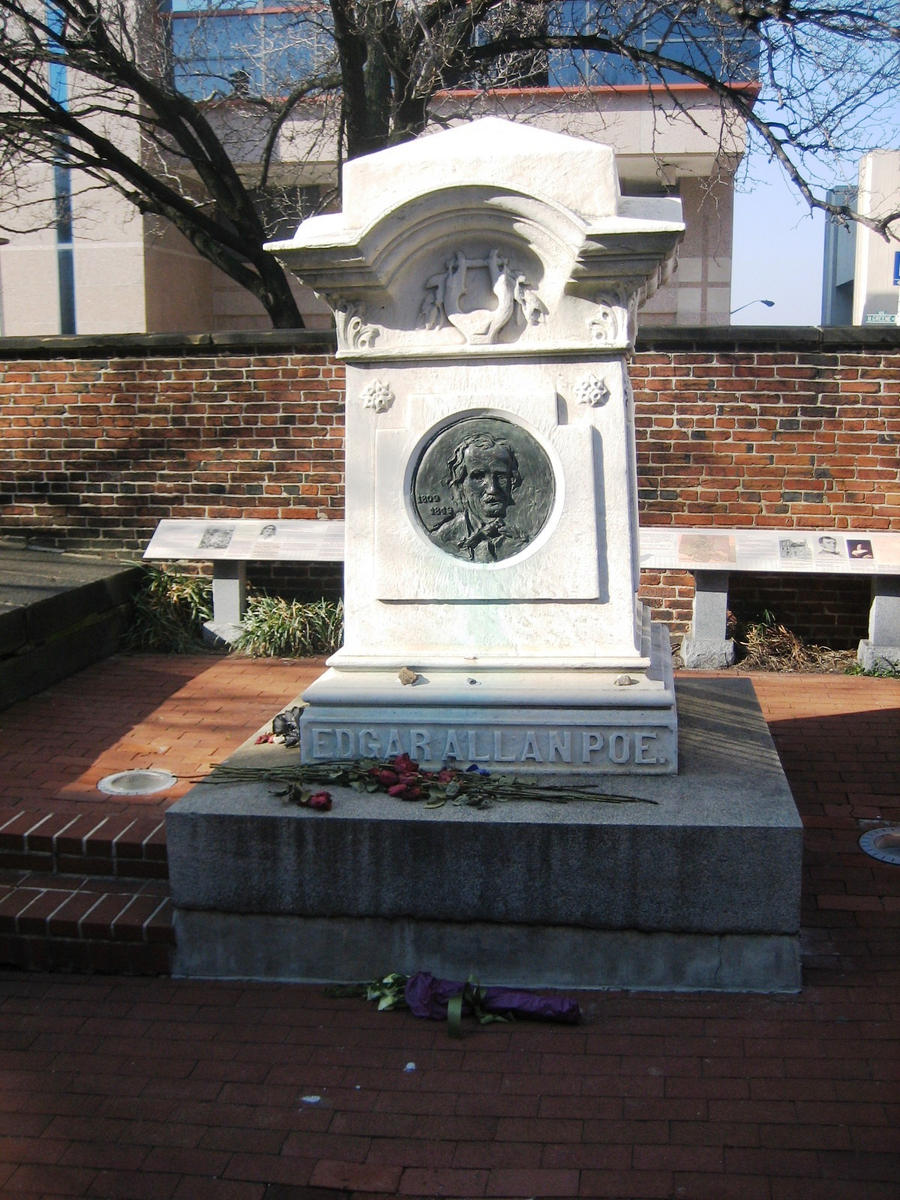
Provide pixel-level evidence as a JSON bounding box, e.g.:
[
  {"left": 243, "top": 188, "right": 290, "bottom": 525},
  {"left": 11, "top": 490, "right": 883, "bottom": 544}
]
[
  {"left": 821, "top": 185, "right": 856, "bottom": 327},
  {"left": 0, "top": 1, "right": 757, "bottom": 337},
  {"left": 822, "top": 150, "right": 900, "bottom": 327}
]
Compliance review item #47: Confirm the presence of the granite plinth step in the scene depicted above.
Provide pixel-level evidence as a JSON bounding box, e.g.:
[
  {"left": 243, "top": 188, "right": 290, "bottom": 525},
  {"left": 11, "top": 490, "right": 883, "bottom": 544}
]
[
  {"left": 0, "top": 869, "right": 174, "bottom": 975},
  {"left": 169, "top": 677, "right": 804, "bottom": 992}
]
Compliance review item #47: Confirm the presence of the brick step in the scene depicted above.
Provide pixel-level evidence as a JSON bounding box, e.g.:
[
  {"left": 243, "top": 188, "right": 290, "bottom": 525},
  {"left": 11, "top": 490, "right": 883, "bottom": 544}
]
[
  {"left": 0, "top": 807, "right": 168, "bottom": 879},
  {"left": 0, "top": 868, "right": 174, "bottom": 975}
]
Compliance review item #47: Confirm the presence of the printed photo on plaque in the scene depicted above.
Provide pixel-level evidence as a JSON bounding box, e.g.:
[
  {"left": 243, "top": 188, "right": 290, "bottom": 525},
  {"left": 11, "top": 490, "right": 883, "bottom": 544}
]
[
  {"left": 412, "top": 415, "right": 555, "bottom": 563},
  {"left": 815, "top": 534, "right": 844, "bottom": 559},
  {"left": 847, "top": 538, "right": 874, "bottom": 561},
  {"left": 199, "top": 525, "right": 235, "bottom": 550},
  {"left": 779, "top": 536, "right": 812, "bottom": 562}
]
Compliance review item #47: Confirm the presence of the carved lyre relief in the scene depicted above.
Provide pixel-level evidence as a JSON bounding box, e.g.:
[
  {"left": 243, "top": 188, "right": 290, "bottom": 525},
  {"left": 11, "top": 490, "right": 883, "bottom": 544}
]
[{"left": 419, "top": 249, "right": 547, "bottom": 345}]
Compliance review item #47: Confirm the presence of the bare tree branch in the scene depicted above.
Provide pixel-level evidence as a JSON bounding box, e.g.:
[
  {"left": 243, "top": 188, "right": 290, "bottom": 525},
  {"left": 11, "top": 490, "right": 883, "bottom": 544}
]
[{"left": 0, "top": 0, "right": 896, "bottom": 328}]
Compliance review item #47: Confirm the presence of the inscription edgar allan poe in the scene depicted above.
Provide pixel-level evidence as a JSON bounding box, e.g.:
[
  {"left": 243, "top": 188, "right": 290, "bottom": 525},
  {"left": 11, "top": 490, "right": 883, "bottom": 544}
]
[
  {"left": 310, "top": 724, "right": 666, "bottom": 767},
  {"left": 412, "top": 416, "right": 554, "bottom": 562}
]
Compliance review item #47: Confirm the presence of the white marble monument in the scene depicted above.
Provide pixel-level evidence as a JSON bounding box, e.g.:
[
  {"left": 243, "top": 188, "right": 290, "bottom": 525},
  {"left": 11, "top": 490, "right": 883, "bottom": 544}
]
[
  {"left": 270, "top": 118, "right": 685, "bottom": 775},
  {"left": 167, "top": 122, "right": 803, "bottom": 992}
]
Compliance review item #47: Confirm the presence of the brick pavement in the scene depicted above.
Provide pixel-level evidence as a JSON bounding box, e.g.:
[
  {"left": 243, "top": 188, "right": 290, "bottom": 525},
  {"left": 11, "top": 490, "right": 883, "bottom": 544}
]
[
  {"left": 0, "top": 654, "right": 898, "bottom": 1199},
  {"left": 0, "top": 654, "right": 322, "bottom": 817}
]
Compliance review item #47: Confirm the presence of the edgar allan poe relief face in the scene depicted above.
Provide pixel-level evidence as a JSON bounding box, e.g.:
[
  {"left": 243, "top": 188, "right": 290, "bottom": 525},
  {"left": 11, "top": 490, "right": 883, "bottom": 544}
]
[{"left": 412, "top": 416, "right": 555, "bottom": 563}]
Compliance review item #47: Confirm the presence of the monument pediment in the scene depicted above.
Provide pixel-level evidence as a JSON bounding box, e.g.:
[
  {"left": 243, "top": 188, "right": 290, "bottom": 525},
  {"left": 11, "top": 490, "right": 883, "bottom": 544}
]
[{"left": 268, "top": 119, "right": 683, "bottom": 356}]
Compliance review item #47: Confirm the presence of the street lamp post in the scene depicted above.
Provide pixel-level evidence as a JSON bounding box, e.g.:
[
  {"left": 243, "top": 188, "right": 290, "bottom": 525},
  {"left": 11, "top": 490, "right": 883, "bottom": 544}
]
[{"left": 730, "top": 299, "right": 775, "bottom": 317}]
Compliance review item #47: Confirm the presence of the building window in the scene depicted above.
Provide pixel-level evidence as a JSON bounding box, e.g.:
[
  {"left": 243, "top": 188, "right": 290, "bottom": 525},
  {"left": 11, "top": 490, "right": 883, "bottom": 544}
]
[
  {"left": 168, "top": 1, "right": 756, "bottom": 103},
  {"left": 252, "top": 184, "right": 324, "bottom": 239},
  {"left": 546, "top": 1, "right": 758, "bottom": 88},
  {"left": 169, "top": 1, "right": 333, "bottom": 101}
]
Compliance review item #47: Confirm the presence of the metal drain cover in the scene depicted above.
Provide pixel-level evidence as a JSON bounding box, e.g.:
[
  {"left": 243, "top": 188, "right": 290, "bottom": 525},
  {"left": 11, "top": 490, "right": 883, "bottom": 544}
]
[
  {"left": 859, "top": 828, "right": 900, "bottom": 866},
  {"left": 97, "top": 768, "right": 177, "bottom": 796}
]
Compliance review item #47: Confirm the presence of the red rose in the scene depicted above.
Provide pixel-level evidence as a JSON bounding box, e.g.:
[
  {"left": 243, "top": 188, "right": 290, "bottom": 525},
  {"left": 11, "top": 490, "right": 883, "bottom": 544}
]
[
  {"left": 388, "top": 783, "right": 422, "bottom": 801},
  {"left": 305, "top": 791, "right": 332, "bottom": 811}
]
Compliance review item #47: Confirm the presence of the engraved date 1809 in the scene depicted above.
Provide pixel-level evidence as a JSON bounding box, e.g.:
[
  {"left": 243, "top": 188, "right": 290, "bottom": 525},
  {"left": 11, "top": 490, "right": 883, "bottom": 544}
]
[{"left": 416, "top": 494, "right": 455, "bottom": 517}]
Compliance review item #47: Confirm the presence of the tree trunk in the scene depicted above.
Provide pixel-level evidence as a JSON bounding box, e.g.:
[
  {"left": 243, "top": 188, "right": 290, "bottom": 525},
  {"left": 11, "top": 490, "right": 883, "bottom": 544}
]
[{"left": 253, "top": 253, "right": 306, "bottom": 329}]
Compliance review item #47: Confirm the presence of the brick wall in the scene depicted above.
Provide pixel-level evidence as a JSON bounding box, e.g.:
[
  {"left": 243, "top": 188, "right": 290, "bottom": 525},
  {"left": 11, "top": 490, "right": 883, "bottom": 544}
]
[
  {"left": 632, "top": 342, "right": 899, "bottom": 530},
  {"left": 1, "top": 328, "right": 897, "bottom": 641},
  {"left": 630, "top": 329, "right": 899, "bottom": 645},
  {"left": 0, "top": 333, "right": 347, "bottom": 597}
]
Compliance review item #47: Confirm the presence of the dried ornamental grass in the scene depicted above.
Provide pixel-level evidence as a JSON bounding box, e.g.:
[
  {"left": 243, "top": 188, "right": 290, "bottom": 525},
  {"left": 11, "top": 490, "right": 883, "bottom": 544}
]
[{"left": 738, "top": 613, "right": 855, "bottom": 673}]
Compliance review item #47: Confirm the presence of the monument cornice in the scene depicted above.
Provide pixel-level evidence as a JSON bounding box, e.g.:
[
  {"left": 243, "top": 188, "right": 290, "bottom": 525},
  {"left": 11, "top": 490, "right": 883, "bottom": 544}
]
[{"left": 268, "top": 119, "right": 683, "bottom": 357}]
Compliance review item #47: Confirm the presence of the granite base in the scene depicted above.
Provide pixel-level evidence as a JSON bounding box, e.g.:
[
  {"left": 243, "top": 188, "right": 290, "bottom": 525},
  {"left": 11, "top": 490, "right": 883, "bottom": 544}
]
[
  {"left": 857, "top": 638, "right": 900, "bottom": 672},
  {"left": 680, "top": 635, "right": 737, "bottom": 670},
  {"left": 167, "top": 676, "right": 803, "bottom": 992}
]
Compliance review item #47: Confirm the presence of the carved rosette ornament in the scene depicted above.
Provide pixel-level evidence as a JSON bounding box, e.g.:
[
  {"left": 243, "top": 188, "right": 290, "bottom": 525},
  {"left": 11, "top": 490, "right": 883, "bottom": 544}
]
[
  {"left": 360, "top": 379, "right": 395, "bottom": 414},
  {"left": 330, "top": 297, "right": 380, "bottom": 353},
  {"left": 575, "top": 374, "right": 611, "bottom": 409},
  {"left": 419, "top": 248, "right": 547, "bottom": 345}
]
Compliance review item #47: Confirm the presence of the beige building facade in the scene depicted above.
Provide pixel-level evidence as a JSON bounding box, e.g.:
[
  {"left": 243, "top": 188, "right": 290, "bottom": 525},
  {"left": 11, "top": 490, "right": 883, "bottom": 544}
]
[
  {"left": 851, "top": 150, "right": 900, "bottom": 328},
  {"left": 0, "top": 83, "right": 748, "bottom": 337}
]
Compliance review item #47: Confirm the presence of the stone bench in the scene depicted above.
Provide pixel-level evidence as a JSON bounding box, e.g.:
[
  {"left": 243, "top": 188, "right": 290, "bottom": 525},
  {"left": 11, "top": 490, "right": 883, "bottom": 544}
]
[
  {"left": 640, "top": 527, "right": 900, "bottom": 671},
  {"left": 143, "top": 518, "right": 345, "bottom": 645},
  {"left": 145, "top": 520, "right": 899, "bottom": 668}
]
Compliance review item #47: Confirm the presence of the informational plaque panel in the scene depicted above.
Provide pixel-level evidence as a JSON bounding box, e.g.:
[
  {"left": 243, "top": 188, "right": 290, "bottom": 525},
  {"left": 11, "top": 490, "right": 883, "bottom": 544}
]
[
  {"left": 639, "top": 528, "right": 900, "bottom": 575},
  {"left": 144, "top": 519, "right": 345, "bottom": 562}
]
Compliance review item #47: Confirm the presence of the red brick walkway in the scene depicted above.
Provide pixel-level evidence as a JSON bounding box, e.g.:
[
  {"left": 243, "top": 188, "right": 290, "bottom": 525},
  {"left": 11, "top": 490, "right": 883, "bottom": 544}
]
[
  {"left": 0, "top": 655, "right": 898, "bottom": 1199},
  {"left": 0, "top": 654, "right": 323, "bottom": 816}
]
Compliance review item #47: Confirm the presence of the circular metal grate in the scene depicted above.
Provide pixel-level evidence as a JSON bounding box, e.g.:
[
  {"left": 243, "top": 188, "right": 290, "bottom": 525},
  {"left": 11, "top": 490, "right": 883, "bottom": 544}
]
[{"left": 97, "top": 768, "right": 177, "bottom": 797}]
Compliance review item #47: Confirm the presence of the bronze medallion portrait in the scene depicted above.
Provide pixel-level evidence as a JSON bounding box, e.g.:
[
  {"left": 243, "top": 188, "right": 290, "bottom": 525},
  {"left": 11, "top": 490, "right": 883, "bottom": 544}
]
[{"left": 412, "top": 416, "right": 555, "bottom": 563}]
